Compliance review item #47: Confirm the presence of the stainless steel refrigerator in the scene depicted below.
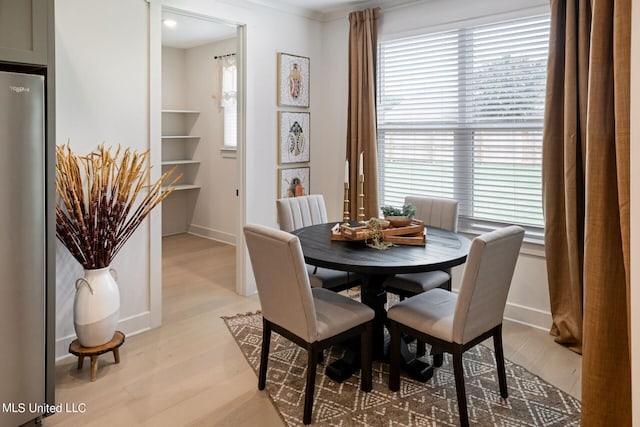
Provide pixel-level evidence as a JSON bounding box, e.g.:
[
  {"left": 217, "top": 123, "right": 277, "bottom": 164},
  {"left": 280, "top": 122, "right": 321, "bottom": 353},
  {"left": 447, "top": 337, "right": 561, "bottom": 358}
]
[{"left": 0, "top": 71, "right": 47, "bottom": 427}]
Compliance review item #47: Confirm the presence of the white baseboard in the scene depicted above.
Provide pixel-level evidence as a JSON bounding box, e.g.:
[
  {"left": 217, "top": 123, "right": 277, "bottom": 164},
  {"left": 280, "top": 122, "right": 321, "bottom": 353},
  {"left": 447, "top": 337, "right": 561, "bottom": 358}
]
[
  {"left": 188, "top": 224, "right": 236, "bottom": 246},
  {"left": 504, "top": 302, "right": 552, "bottom": 331},
  {"left": 55, "top": 311, "right": 152, "bottom": 361}
]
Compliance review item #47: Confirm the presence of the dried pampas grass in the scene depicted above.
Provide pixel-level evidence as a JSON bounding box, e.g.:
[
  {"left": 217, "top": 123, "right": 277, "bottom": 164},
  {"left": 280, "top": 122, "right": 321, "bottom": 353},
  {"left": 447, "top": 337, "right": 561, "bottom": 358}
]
[{"left": 56, "top": 144, "right": 179, "bottom": 269}]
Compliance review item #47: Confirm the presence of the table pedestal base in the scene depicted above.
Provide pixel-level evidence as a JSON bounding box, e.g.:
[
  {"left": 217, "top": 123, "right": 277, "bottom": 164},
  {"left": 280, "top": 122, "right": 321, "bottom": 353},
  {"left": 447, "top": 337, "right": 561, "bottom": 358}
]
[
  {"left": 325, "top": 343, "right": 360, "bottom": 382},
  {"left": 325, "top": 272, "right": 434, "bottom": 385},
  {"left": 324, "top": 332, "right": 433, "bottom": 383},
  {"left": 401, "top": 345, "right": 434, "bottom": 382}
]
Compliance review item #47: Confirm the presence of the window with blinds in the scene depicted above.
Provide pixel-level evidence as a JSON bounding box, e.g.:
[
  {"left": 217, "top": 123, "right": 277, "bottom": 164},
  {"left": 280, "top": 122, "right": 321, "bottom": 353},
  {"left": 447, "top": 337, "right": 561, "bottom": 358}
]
[
  {"left": 220, "top": 57, "right": 237, "bottom": 149},
  {"left": 377, "top": 14, "right": 550, "bottom": 240}
]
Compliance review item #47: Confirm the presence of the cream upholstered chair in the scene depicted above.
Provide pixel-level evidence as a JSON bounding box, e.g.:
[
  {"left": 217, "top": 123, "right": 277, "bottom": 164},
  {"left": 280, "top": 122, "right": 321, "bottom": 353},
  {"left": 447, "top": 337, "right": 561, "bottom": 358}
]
[
  {"left": 277, "top": 194, "right": 360, "bottom": 292},
  {"left": 384, "top": 195, "right": 459, "bottom": 298},
  {"left": 243, "top": 224, "right": 374, "bottom": 425},
  {"left": 387, "top": 226, "right": 524, "bottom": 427},
  {"left": 277, "top": 194, "right": 328, "bottom": 232},
  {"left": 384, "top": 196, "right": 459, "bottom": 357}
]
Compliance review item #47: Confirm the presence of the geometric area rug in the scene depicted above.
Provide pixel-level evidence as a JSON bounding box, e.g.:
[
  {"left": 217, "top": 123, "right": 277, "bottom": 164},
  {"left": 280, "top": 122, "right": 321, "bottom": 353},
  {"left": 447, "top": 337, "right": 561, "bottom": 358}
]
[{"left": 222, "top": 312, "right": 581, "bottom": 426}]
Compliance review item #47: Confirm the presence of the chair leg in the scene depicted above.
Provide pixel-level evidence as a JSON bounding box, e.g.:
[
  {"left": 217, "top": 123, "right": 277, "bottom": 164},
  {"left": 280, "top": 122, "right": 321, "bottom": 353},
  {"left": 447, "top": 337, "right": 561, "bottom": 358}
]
[
  {"left": 258, "top": 319, "right": 272, "bottom": 390},
  {"left": 416, "top": 340, "right": 426, "bottom": 357},
  {"left": 452, "top": 347, "right": 469, "bottom": 427},
  {"left": 430, "top": 345, "right": 444, "bottom": 367},
  {"left": 360, "top": 322, "right": 372, "bottom": 392},
  {"left": 388, "top": 321, "right": 401, "bottom": 392},
  {"left": 303, "top": 345, "right": 318, "bottom": 425},
  {"left": 493, "top": 325, "right": 508, "bottom": 398},
  {"left": 317, "top": 350, "right": 324, "bottom": 364}
]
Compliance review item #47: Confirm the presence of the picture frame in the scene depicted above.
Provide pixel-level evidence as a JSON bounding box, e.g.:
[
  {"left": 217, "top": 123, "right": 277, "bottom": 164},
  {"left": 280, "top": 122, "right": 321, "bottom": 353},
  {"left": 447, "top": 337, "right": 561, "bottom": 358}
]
[
  {"left": 278, "top": 167, "right": 310, "bottom": 199},
  {"left": 278, "top": 111, "right": 310, "bottom": 164},
  {"left": 277, "top": 53, "right": 310, "bottom": 108}
]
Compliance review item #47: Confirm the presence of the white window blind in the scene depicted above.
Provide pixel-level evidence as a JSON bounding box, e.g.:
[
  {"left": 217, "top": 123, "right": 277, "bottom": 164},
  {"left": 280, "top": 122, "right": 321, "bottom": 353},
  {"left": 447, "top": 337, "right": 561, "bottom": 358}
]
[
  {"left": 377, "top": 15, "right": 549, "bottom": 240},
  {"left": 223, "top": 101, "right": 237, "bottom": 149},
  {"left": 218, "top": 56, "right": 237, "bottom": 149}
]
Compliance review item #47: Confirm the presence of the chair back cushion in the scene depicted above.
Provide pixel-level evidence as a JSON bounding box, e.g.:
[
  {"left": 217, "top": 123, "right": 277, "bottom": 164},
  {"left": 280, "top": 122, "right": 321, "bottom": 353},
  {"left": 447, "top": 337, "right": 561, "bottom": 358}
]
[
  {"left": 243, "top": 224, "right": 318, "bottom": 342},
  {"left": 452, "top": 226, "right": 524, "bottom": 344},
  {"left": 277, "top": 194, "right": 328, "bottom": 232},
  {"left": 405, "top": 196, "right": 458, "bottom": 232}
]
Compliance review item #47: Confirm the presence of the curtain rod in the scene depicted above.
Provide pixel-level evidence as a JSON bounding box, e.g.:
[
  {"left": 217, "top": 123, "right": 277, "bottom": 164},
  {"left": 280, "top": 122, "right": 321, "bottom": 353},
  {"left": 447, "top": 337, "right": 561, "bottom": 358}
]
[{"left": 214, "top": 53, "right": 236, "bottom": 59}]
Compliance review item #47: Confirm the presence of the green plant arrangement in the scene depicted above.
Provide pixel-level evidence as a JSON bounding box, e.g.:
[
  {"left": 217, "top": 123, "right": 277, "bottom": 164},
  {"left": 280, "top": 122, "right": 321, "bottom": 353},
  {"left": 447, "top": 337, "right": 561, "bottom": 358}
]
[
  {"left": 381, "top": 203, "right": 416, "bottom": 218},
  {"left": 56, "top": 144, "right": 179, "bottom": 269}
]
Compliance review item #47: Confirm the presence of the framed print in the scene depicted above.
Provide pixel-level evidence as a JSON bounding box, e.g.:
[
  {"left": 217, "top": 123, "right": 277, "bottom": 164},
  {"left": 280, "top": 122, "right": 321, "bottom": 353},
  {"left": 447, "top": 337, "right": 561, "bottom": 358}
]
[
  {"left": 278, "top": 167, "right": 310, "bottom": 198},
  {"left": 277, "top": 53, "right": 310, "bottom": 107},
  {"left": 278, "top": 111, "right": 310, "bottom": 164}
]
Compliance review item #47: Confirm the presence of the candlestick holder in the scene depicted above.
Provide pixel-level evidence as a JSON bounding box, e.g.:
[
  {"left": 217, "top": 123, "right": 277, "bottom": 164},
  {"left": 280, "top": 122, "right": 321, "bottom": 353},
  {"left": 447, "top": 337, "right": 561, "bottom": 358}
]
[
  {"left": 343, "top": 182, "right": 350, "bottom": 225},
  {"left": 358, "top": 174, "right": 366, "bottom": 224}
]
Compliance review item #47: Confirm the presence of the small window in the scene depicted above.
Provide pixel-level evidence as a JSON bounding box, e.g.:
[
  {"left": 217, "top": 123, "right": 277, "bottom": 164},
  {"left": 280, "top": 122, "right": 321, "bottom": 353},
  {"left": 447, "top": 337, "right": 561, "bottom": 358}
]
[{"left": 217, "top": 55, "right": 237, "bottom": 150}]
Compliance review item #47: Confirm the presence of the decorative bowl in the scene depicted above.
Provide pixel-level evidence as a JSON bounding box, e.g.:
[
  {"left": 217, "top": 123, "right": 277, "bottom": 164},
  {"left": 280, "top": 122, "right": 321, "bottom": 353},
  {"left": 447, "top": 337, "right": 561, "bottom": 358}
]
[{"left": 384, "top": 215, "right": 412, "bottom": 227}]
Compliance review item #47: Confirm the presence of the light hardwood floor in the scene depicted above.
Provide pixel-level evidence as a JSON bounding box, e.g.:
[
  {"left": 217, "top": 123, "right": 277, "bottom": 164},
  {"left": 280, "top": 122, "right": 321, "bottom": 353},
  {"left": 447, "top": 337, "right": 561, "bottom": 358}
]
[{"left": 44, "top": 233, "right": 580, "bottom": 427}]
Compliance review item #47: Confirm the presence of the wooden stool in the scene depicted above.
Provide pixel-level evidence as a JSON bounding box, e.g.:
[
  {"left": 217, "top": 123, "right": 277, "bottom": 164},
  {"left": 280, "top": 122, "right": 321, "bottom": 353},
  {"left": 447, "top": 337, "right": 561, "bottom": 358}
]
[{"left": 69, "top": 331, "right": 125, "bottom": 382}]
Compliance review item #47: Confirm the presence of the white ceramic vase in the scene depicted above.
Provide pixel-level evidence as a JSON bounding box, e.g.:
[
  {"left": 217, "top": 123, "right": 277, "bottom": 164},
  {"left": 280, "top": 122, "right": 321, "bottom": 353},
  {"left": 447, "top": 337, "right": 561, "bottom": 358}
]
[{"left": 74, "top": 267, "right": 120, "bottom": 347}]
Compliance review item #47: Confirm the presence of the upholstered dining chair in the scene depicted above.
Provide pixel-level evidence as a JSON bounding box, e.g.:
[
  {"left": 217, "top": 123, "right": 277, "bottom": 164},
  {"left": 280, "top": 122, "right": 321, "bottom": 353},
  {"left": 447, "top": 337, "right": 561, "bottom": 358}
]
[
  {"left": 243, "top": 224, "right": 374, "bottom": 425},
  {"left": 384, "top": 195, "right": 459, "bottom": 298},
  {"left": 277, "top": 194, "right": 360, "bottom": 292},
  {"left": 384, "top": 195, "right": 459, "bottom": 357},
  {"left": 387, "top": 226, "right": 524, "bottom": 427}
]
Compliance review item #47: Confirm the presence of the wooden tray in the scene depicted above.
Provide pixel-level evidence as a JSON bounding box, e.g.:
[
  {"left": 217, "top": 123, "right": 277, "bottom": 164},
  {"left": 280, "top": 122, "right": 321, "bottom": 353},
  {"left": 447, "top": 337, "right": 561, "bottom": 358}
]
[{"left": 330, "top": 219, "right": 426, "bottom": 246}]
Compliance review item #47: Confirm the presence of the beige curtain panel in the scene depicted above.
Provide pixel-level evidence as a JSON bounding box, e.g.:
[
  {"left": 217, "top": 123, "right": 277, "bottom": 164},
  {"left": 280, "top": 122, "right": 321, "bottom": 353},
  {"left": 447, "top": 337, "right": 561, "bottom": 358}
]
[
  {"left": 543, "top": 0, "right": 591, "bottom": 355},
  {"left": 543, "top": 0, "right": 630, "bottom": 425},
  {"left": 346, "top": 8, "right": 380, "bottom": 220}
]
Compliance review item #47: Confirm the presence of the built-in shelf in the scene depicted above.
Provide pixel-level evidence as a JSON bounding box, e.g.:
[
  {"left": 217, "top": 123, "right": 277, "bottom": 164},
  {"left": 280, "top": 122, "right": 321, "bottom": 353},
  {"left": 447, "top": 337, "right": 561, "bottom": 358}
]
[
  {"left": 164, "top": 184, "right": 201, "bottom": 191},
  {"left": 161, "top": 108, "right": 201, "bottom": 236},
  {"left": 161, "top": 109, "right": 200, "bottom": 114},
  {"left": 161, "top": 135, "right": 200, "bottom": 140},
  {"left": 161, "top": 160, "right": 200, "bottom": 166}
]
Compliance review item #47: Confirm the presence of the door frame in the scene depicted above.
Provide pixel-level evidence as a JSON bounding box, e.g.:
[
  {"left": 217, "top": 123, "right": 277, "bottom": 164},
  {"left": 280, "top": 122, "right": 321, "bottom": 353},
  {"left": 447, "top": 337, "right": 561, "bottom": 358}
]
[{"left": 148, "top": 2, "right": 247, "bottom": 328}]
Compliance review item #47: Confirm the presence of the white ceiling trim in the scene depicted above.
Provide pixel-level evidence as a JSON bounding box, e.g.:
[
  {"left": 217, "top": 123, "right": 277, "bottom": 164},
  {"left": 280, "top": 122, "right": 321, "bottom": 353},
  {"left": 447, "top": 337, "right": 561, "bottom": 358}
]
[
  {"left": 243, "top": 0, "right": 325, "bottom": 21},
  {"left": 244, "top": 0, "right": 427, "bottom": 22}
]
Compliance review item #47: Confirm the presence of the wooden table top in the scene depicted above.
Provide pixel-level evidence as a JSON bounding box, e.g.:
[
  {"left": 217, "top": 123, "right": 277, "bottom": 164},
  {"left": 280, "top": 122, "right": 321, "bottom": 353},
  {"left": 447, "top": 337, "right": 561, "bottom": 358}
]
[{"left": 292, "top": 223, "right": 471, "bottom": 275}]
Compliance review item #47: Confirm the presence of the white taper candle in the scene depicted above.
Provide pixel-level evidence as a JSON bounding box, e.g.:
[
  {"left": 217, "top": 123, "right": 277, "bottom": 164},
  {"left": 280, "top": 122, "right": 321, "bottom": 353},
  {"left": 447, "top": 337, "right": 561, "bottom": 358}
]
[{"left": 345, "top": 160, "right": 349, "bottom": 182}]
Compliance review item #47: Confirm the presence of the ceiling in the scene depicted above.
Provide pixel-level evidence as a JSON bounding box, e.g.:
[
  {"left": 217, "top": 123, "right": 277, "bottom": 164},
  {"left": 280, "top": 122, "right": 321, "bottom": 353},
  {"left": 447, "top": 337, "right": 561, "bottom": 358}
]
[
  {"left": 161, "top": 12, "right": 237, "bottom": 49},
  {"left": 161, "top": 0, "right": 414, "bottom": 49}
]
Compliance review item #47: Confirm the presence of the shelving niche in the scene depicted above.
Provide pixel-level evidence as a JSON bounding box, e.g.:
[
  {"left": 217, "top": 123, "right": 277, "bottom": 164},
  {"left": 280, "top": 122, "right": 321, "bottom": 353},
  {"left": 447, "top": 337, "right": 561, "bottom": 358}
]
[
  {"left": 161, "top": 109, "right": 201, "bottom": 235},
  {"left": 162, "top": 109, "right": 201, "bottom": 190}
]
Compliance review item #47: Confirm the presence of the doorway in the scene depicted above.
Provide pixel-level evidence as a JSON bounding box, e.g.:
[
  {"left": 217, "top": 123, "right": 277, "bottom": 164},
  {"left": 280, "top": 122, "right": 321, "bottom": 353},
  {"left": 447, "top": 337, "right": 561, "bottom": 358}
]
[{"left": 149, "top": 5, "right": 246, "bottom": 327}]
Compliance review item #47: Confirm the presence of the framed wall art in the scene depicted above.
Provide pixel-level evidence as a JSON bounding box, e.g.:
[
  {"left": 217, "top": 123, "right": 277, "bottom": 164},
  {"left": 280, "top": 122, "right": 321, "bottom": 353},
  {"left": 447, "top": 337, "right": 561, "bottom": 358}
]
[
  {"left": 278, "top": 111, "right": 310, "bottom": 164},
  {"left": 278, "top": 167, "right": 310, "bottom": 199},
  {"left": 277, "top": 53, "right": 310, "bottom": 108}
]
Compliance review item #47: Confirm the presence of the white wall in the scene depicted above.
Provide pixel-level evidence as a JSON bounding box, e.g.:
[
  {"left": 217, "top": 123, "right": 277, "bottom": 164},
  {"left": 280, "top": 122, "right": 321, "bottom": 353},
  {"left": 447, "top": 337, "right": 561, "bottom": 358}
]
[
  {"left": 54, "top": 0, "right": 150, "bottom": 358},
  {"left": 54, "top": 0, "right": 328, "bottom": 358},
  {"left": 186, "top": 37, "right": 238, "bottom": 244},
  {"left": 378, "top": 0, "right": 548, "bottom": 39},
  {"left": 161, "top": 47, "right": 186, "bottom": 109},
  {"left": 315, "top": 17, "right": 350, "bottom": 221}
]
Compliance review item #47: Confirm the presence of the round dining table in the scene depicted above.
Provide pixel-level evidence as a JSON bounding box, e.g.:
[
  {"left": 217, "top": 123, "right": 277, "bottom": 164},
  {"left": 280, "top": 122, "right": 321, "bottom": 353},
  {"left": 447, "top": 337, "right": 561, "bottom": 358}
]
[{"left": 292, "top": 222, "right": 471, "bottom": 382}]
